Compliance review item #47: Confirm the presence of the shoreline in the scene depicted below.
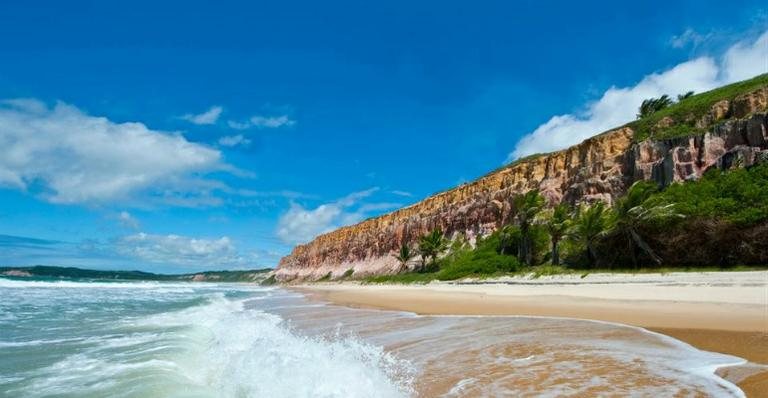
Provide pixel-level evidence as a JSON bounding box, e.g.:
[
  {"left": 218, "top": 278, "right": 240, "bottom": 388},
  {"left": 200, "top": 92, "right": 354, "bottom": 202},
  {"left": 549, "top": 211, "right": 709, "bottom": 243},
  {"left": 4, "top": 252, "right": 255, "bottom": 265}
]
[{"left": 295, "top": 271, "right": 768, "bottom": 396}]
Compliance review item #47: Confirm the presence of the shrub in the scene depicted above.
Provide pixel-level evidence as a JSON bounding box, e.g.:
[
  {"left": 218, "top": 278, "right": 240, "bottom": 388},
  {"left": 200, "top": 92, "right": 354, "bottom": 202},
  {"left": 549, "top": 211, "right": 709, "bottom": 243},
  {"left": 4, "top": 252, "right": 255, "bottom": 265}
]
[
  {"left": 645, "top": 163, "right": 768, "bottom": 226},
  {"left": 260, "top": 274, "right": 277, "bottom": 286},
  {"left": 436, "top": 236, "right": 522, "bottom": 281},
  {"left": 317, "top": 272, "right": 332, "bottom": 282},
  {"left": 630, "top": 73, "right": 768, "bottom": 141},
  {"left": 495, "top": 226, "right": 549, "bottom": 265}
]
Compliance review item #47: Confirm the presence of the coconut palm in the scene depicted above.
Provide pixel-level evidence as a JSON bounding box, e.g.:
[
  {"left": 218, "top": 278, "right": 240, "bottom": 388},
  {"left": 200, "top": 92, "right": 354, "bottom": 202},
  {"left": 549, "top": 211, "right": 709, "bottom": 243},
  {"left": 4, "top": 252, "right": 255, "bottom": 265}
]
[
  {"left": 545, "top": 203, "right": 571, "bottom": 266},
  {"left": 498, "top": 224, "right": 516, "bottom": 255},
  {"left": 637, "top": 95, "right": 673, "bottom": 119},
  {"left": 570, "top": 202, "right": 614, "bottom": 268},
  {"left": 512, "top": 190, "right": 545, "bottom": 266},
  {"left": 392, "top": 244, "right": 416, "bottom": 272},
  {"left": 677, "top": 91, "right": 695, "bottom": 101},
  {"left": 613, "top": 181, "right": 683, "bottom": 267},
  {"left": 418, "top": 229, "right": 449, "bottom": 268}
]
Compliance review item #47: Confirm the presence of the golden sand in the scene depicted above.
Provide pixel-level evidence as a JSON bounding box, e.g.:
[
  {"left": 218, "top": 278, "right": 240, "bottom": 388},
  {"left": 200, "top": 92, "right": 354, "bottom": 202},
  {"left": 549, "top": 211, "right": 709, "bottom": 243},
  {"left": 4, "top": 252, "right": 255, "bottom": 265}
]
[{"left": 298, "top": 276, "right": 768, "bottom": 396}]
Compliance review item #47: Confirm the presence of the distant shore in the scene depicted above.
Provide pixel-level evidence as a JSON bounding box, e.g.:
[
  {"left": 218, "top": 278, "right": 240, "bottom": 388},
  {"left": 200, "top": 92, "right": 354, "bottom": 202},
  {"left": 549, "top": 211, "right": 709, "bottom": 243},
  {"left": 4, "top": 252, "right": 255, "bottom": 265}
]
[{"left": 297, "top": 271, "right": 768, "bottom": 396}]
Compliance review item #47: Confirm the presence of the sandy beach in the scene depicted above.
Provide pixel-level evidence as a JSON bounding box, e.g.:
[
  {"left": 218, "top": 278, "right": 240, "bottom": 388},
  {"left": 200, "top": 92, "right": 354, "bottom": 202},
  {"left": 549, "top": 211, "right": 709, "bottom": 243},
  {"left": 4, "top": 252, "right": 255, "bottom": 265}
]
[{"left": 298, "top": 271, "right": 768, "bottom": 397}]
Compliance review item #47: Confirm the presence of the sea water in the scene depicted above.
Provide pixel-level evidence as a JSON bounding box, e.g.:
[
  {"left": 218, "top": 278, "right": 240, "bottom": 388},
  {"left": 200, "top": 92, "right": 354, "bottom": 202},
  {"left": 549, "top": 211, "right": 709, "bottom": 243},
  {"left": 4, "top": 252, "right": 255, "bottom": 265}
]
[{"left": 0, "top": 278, "right": 746, "bottom": 397}]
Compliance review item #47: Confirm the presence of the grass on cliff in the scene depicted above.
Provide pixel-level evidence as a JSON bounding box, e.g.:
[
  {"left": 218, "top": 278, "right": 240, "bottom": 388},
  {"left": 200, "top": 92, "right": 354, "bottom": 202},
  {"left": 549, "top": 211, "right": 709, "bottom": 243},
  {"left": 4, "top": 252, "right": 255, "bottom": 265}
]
[
  {"left": 630, "top": 73, "right": 768, "bottom": 142},
  {"left": 645, "top": 162, "right": 768, "bottom": 226}
]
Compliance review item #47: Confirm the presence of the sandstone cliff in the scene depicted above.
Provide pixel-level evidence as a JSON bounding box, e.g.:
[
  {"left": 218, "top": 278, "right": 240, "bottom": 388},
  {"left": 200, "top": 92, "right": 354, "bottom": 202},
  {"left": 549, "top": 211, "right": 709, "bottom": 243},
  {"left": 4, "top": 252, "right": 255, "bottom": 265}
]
[{"left": 276, "top": 86, "right": 768, "bottom": 281}]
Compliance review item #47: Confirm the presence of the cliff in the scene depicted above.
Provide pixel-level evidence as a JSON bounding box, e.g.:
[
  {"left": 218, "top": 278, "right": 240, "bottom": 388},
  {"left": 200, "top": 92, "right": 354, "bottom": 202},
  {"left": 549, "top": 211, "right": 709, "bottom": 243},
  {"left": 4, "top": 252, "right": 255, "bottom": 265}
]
[{"left": 276, "top": 83, "right": 768, "bottom": 281}]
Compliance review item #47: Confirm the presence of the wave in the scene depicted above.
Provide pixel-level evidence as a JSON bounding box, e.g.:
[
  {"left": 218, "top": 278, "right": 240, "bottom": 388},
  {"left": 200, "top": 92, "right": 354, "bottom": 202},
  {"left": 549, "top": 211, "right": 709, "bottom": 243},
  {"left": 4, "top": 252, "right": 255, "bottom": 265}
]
[
  {"left": 0, "top": 278, "right": 179, "bottom": 289},
  {"left": 4, "top": 292, "right": 414, "bottom": 398},
  {"left": 428, "top": 313, "right": 746, "bottom": 397}
]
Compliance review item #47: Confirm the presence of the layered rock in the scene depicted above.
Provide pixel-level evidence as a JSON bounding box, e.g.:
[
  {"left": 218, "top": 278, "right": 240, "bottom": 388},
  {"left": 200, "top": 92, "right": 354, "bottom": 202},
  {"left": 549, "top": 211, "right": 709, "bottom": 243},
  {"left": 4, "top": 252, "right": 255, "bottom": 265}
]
[{"left": 276, "top": 88, "right": 768, "bottom": 281}]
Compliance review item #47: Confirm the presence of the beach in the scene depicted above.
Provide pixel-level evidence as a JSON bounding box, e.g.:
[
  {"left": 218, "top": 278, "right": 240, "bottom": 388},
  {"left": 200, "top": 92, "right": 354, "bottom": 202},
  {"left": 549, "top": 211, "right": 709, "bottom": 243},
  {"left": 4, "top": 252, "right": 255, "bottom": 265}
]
[{"left": 298, "top": 271, "right": 768, "bottom": 397}]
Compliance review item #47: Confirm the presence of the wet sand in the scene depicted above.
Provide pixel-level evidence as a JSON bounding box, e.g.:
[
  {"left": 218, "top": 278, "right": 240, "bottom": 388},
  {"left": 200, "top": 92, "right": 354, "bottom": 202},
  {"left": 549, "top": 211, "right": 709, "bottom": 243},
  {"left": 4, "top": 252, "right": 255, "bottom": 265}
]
[{"left": 297, "top": 271, "right": 768, "bottom": 396}]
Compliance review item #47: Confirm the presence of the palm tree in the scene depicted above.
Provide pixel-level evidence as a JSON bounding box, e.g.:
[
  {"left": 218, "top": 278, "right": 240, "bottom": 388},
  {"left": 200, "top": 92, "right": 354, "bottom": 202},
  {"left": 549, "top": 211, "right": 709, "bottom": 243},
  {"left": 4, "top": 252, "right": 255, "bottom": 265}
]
[
  {"left": 498, "top": 224, "right": 516, "bottom": 255},
  {"left": 570, "top": 202, "right": 614, "bottom": 268},
  {"left": 613, "top": 181, "right": 683, "bottom": 267},
  {"left": 677, "top": 91, "right": 694, "bottom": 101},
  {"left": 418, "top": 229, "right": 449, "bottom": 268},
  {"left": 637, "top": 95, "right": 673, "bottom": 119},
  {"left": 545, "top": 203, "right": 571, "bottom": 266},
  {"left": 392, "top": 244, "right": 416, "bottom": 273},
  {"left": 512, "top": 190, "right": 545, "bottom": 266}
]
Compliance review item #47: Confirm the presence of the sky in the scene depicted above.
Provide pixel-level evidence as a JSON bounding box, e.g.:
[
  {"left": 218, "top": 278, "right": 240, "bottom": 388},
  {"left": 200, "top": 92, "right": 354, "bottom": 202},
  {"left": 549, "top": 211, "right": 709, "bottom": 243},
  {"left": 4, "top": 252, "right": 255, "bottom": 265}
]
[{"left": 0, "top": 1, "right": 766, "bottom": 273}]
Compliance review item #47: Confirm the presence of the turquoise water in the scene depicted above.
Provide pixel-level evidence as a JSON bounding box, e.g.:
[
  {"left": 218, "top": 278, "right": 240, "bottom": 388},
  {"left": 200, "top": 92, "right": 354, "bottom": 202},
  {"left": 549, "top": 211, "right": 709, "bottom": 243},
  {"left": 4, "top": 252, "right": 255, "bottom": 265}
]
[
  {"left": 0, "top": 278, "right": 747, "bottom": 397},
  {"left": 0, "top": 278, "right": 411, "bottom": 398}
]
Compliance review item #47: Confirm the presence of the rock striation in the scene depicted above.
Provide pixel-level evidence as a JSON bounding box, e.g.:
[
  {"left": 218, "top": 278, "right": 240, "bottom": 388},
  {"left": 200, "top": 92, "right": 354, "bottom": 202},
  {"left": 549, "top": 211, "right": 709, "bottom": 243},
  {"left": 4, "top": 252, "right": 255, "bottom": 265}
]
[{"left": 276, "top": 87, "right": 768, "bottom": 281}]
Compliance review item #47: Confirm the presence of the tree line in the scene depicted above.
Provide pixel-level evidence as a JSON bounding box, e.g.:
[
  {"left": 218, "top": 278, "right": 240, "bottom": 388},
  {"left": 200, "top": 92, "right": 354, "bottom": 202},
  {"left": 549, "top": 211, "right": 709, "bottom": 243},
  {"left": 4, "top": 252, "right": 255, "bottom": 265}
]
[{"left": 392, "top": 180, "right": 684, "bottom": 273}]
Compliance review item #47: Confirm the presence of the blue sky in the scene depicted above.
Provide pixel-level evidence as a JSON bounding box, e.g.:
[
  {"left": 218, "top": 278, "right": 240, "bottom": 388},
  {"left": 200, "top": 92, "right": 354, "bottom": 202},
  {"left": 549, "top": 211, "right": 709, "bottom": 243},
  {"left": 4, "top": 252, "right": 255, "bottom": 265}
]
[{"left": 0, "top": 1, "right": 766, "bottom": 272}]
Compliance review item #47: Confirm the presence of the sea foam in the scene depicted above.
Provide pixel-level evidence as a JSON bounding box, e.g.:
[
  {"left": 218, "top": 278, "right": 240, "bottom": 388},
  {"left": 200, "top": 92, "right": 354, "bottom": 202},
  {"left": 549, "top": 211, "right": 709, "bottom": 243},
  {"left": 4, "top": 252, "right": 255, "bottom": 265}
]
[{"left": 0, "top": 281, "right": 414, "bottom": 398}]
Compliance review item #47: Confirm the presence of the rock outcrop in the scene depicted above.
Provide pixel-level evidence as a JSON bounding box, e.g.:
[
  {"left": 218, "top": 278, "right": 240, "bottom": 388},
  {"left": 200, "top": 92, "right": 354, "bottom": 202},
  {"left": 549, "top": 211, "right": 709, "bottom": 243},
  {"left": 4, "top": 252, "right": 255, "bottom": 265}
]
[{"left": 276, "top": 87, "right": 768, "bottom": 281}]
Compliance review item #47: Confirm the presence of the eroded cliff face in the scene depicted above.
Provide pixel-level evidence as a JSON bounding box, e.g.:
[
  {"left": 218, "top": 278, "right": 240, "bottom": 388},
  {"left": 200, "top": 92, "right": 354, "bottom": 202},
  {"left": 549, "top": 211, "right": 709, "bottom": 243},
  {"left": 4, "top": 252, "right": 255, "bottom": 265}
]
[{"left": 276, "top": 88, "right": 768, "bottom": 281}]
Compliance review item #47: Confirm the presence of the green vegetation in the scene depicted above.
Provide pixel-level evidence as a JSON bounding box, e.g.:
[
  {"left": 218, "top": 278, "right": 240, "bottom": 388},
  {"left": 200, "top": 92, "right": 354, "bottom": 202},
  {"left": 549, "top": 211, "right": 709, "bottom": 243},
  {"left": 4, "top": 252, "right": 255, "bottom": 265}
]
[
  {"left": 569, "top": 202, "right": 613, "bottom": 268},
  {"left": 0, "top": 265, "right": 272, "bottom": 283},
  {"left": 677, "top": 91, "right": 695, "bottom": 101},
  {"left": 317, "top": 272, "right": 333, "bottom": 282},
  {"left": 645, "top": 164, "right": 768, "bottom": 226},
  {"left": 630, "top": 73, "right": 768, "bottom": 141},
  {"left": 612, "top": 181, "right": 683, "bottom": 267},
  {"left": 417, "top": 229, "right": 449, "bottom": 270},
  {"left": 511, "top": 190, "right": 546, "bottom": 265},
  {"left": 366, "top": 232, "right": 521, "bottom": 283},
  {"left": 544, "top": 203, "right": 570, "bottom": 266},
  {"left": 366, "top": 163, "right": 768, "bottom": 284},
  {"left": 637, "top": 94, "right": 673, "bottom": 119},
  {"left": 341, "top": 268, "right": 355, "bottom": 279},
  {"left": 260, "top": 274, "right": 278, "bottom": 286},
  {"left": 392, "top": 244, "right": 416, "bottom": 272}
]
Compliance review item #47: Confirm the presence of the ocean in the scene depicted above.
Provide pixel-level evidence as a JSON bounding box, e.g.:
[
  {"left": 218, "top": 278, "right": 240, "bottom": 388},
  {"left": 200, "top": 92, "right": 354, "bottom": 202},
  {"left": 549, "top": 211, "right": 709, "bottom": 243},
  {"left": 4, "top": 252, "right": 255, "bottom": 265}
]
[{"left": 0, "top": 278, "right": 746, "bottom": 397}]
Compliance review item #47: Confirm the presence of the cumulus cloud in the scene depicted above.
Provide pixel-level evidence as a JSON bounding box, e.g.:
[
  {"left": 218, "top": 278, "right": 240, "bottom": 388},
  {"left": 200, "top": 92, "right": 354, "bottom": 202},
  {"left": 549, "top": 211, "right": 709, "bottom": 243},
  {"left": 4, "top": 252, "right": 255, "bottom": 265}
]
[
  {"left": 509, "top": 30, "right": 768, "bottom": 161},
  {"left": 180, "top": 105, "right": 223, "bottom": 125},
  {"left": 722, "top": 30, "right": 768, "bottom": 83},
  {"left": 118, "top": 211, "right": 140, "bottom": 229},
  {"left": 0, "top": 99, "right": 225, "bottom": 205},
  {"left": 218, "top": 134, "right": 252, "bottom": 147},
  {"left": 276, "top": 188, "right": 399, "bottom": 245},
  {"left": 116, "top": 232, "right": 243, "bottom": 267},
  {"left": 227, "top": 114, "right": 296, "bottom": 130}
]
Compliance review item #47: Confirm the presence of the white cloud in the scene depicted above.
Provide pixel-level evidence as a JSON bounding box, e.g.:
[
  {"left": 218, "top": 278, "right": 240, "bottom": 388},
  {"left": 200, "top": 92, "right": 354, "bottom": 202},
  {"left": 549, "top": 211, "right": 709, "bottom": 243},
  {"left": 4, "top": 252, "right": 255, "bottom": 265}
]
[
  {"left": 227, "top": 120, "right": 250, "bottom": 130},
  {"left": 722, "top": 30, "right": 768, "bottom": 83},
  {"left": 118, "top": 211, "right": 140, "bottom": 229},
  {"left": 218, "top": 134, "right": 252, "bottom": 147},
  {"left": 509, "top": 30, "right": 768, "bottom": 161},
  {"left": 0, "top": 99, "right": 225, "bottom": 205},
  {"left": 180, "top": 105, "right": 223, "bottom": 125},
  {"left": 276, "top": 188, "right": 397, "bottom": 245},
  {"left": 390, "top": 190, "right": 413, "bottom": 197},
  {"left": 670, "top": 28, "right": 710, "bottom": 49},
  {"left": 116, "top": 232, "right": 242, "bottom": 267},
  {"left": 227, "top": 114, "right": 296, "bottom": 130}
]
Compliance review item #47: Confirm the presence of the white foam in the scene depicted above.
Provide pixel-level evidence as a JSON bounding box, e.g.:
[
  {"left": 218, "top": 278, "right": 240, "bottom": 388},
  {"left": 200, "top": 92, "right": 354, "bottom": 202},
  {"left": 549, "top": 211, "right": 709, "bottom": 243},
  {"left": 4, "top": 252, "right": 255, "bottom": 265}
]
[
  {"left": 140, "top": 295, "right": 415, "bottom": 397},
  {"left": 0, "top": 278, "right": 177, "bottom": 289},
  {"left": 443, "top": 377, "right": 476, "bottom": 397},
  {"left": 6, "top": 292, "right": 414, "bottom": 398},
  {"left": 424, "top": 313, "right": 747, "bottom": 397}
]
